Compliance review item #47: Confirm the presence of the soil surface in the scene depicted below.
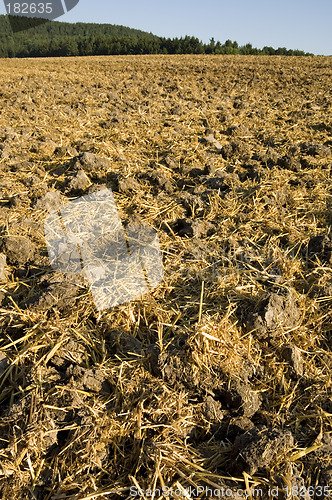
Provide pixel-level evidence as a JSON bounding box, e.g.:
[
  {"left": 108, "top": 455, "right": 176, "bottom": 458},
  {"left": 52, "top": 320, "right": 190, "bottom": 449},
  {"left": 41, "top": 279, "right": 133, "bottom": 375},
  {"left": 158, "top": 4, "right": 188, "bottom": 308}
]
[{"left": 0, "top": 55, "right": 331, "bottom": 499}]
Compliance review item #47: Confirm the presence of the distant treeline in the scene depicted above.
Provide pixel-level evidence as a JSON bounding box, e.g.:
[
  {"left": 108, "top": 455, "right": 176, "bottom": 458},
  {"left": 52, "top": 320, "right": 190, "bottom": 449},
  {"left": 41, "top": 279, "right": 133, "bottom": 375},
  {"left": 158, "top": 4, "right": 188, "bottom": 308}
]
[{"left": 0, "top": 15, "right": 314, "bottom": 58}]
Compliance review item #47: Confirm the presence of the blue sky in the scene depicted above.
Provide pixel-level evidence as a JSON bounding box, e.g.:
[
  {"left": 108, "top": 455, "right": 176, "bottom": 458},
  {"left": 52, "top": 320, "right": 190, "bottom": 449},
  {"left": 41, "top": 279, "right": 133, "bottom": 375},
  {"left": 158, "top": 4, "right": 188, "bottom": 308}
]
[{"left": 1, "top": 0, "right": 331, "bottom": 54}]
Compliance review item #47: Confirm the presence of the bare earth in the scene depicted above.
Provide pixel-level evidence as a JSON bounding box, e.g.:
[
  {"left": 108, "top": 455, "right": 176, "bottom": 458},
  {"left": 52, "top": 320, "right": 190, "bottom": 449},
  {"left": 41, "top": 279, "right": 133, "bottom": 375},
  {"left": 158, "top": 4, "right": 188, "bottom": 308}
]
[{"left": 0, "top": 55, "right": 331, "bottom": 499}]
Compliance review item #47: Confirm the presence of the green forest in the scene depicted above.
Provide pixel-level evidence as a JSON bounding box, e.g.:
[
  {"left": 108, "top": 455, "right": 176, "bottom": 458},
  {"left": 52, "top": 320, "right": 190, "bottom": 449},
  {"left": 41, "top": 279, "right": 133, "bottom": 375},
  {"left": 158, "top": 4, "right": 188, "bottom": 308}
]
[{"left": 0, "top": 15, "right": 314, "bottom": 58}]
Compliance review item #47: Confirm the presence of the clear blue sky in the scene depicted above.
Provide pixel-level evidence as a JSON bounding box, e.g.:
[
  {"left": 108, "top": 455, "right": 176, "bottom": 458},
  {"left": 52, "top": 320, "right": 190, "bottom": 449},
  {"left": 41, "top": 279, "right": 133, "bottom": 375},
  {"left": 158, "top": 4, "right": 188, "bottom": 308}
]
[{"left": 1, "top": 0, "right": 331, "bottom": 54}]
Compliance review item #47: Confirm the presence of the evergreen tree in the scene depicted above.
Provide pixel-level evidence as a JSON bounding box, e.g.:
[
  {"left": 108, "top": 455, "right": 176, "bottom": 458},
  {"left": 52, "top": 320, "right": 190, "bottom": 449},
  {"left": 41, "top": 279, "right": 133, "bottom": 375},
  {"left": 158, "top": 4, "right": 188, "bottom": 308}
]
[{"left": 0, "top": 15, "right": 314, "bottom": 58}]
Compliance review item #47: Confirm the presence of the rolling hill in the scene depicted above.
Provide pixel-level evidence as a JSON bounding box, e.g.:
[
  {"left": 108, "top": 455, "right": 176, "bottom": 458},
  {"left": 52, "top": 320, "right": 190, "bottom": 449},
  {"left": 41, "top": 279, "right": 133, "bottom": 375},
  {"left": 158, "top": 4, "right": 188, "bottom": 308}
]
[{"left": 0, "top": 15, "right": 313, "bottom": 57}]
